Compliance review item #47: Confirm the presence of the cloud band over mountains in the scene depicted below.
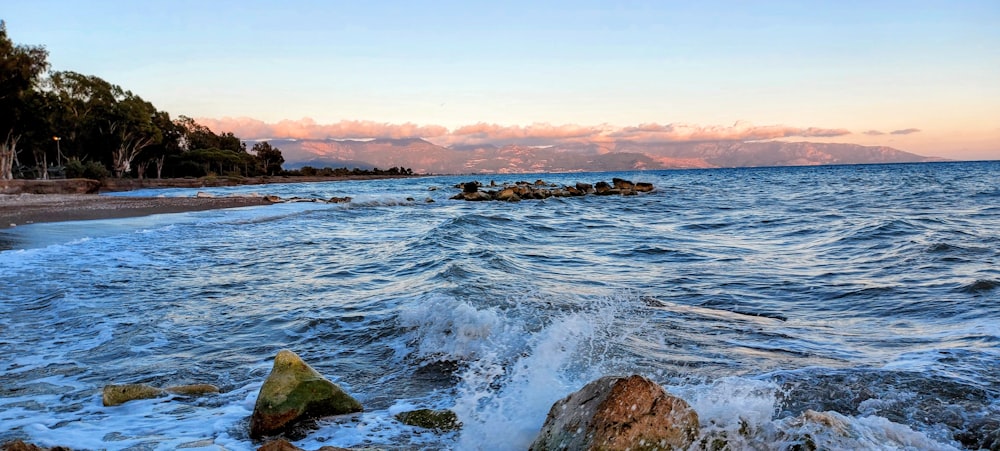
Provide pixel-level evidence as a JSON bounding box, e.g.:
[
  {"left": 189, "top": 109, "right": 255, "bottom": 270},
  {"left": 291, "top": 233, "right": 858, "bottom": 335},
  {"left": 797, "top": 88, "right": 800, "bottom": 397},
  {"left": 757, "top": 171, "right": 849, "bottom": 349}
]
[{"left": 196, "top": 117, "right": 856, "bottom": 147}]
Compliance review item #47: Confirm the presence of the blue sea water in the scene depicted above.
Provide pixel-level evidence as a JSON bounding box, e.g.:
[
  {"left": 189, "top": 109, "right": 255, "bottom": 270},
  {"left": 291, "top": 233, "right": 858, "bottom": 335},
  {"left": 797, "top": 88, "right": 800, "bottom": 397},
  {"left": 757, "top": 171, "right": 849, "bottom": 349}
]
[{"left": 1, "top": 161, "right": 998, "bottom": 450}]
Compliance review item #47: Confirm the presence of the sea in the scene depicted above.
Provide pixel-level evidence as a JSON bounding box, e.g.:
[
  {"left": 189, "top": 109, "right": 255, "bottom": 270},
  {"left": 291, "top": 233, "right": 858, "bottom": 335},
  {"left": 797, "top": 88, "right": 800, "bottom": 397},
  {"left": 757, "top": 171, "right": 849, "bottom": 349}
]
[{"left": 1, "top": 161, "right": 998, "bottom": 450}]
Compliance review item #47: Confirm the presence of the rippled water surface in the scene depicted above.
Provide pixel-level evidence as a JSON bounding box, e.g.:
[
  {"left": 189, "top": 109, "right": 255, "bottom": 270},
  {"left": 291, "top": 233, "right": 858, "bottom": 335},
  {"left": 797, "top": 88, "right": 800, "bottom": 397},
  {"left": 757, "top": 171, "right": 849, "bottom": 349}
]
[{"left": 1, "top": 162, "right": 998, "bottom": 450}]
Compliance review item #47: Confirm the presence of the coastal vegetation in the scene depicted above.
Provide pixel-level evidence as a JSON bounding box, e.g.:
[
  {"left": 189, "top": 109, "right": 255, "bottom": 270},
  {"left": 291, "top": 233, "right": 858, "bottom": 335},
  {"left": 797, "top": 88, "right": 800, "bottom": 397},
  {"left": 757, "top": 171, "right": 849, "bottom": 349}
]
[{"left": 1, "top": 22, "right": 414, "bottom": 184}]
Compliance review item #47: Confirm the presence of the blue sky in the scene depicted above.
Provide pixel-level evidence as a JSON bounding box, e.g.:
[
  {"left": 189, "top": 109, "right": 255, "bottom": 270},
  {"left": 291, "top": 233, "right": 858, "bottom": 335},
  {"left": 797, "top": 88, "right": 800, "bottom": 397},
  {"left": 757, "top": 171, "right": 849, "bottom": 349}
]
[{"left": 4, "top": 1, "right": 999, "bottom": 159}]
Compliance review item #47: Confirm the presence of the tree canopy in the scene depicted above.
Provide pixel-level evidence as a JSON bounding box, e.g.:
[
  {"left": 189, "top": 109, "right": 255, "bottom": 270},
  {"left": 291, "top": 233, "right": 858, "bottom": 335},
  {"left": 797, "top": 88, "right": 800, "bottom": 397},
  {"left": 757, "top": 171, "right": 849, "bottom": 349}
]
[{"left": 0, "top": 21, "right": 284, "bottom": 181}]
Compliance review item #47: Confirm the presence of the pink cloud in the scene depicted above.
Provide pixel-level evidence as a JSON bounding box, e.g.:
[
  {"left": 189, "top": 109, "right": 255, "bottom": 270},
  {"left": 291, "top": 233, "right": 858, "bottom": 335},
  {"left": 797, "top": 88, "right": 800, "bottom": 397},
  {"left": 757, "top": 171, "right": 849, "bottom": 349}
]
[
  {"left": 196, "top": 116, "right": 449, "bottom": 141},
  {"left": 890, "top": 128, "right": 921, "bottom": 135},
  {"left": 198, "top": 117, "right": 852, "bottom": 147}
]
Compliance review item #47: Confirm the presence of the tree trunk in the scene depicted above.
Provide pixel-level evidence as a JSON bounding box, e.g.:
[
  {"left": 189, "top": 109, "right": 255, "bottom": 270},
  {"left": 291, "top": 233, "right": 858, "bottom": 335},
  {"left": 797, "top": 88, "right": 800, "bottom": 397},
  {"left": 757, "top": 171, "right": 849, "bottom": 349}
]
[
  {"left": 0, "top": 133, "right": 19, "bottom": 180},
  {"left": 155, "top": 155, "right": 165, "bottom": 179}
]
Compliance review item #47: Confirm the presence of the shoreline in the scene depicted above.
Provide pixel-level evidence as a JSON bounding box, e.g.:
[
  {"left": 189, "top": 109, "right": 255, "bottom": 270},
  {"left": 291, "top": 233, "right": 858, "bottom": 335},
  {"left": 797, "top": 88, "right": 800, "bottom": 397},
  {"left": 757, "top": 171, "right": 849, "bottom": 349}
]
[
  {"left": 0, "top": 194, "right": 274, "bottom": 229},
  {"left": 0, "top": 175, "right": 419, "bottom": 229}
]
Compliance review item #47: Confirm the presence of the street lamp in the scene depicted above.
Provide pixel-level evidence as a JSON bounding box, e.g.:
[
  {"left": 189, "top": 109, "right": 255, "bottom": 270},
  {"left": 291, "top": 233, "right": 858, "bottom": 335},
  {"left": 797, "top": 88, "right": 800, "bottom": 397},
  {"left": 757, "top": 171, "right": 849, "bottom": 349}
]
[{"left": 53, "top": 136, "right": 62, "bottom": 166}]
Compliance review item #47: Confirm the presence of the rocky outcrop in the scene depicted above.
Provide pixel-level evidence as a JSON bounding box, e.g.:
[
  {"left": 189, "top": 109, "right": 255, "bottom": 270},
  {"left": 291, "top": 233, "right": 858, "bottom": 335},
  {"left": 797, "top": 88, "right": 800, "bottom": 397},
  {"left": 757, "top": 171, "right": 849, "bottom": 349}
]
[
  {"left": 451, "top": 179, "right": 653, "bottom": 202},
  {"left": 250, "top": 350, "right": 363, "bottom": 439},
  {"left": 530, "top": 375, "right": 699, "bottom": 451},
  {"left": 101, "top": 383, "right": 220, "bottom": 406},
  {"left": 395, "top": 409, "right": 462, "bottom": 431}
]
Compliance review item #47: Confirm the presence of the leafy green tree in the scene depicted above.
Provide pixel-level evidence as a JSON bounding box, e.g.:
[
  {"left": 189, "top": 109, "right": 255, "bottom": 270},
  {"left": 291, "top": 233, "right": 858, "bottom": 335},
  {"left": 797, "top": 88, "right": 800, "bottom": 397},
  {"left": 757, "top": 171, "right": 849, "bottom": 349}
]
[
  {"left": 0, "top": 21, "right": 49, "bottom": 179},
  {"left": 250, "top": 141, "right": 284, "bottom": 175}
]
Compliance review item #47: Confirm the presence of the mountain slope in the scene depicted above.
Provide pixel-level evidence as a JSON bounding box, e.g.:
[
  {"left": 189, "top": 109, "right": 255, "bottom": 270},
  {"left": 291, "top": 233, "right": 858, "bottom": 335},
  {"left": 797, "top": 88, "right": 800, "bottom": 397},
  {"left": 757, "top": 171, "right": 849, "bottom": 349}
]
[{"left": 265, "top": 138, "right": 941, "bottom": 174}]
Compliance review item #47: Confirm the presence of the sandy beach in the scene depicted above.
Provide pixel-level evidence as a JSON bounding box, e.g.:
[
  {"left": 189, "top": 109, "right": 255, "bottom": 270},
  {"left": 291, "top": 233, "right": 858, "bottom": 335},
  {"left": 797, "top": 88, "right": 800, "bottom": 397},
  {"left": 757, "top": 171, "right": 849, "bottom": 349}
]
[
  {"left": 0, "top": 193, "right": 273, "bottom": 229},
  {"left": 0, "top": 175, "right": 422, "bottom": 229}
]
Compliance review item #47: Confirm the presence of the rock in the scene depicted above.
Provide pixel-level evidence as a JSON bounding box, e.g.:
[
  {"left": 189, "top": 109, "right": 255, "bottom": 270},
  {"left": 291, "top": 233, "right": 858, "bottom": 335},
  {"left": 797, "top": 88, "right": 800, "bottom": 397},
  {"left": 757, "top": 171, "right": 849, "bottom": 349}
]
[
  {"left": 195, "top": 191, "right": 214, "bottom": 198},
  {"left": 451, "top": 191, "right": 492, "bottom": 201},
  {"left": 0, "top": 440, "right": 72, "bottom": 451},
  {"left": 257, "top": 439, "right": 352, "bottom": 451},
  {"left": 250, "top": 350, "right": 363, "bottom": 439},
  {"left": 576, "top": 182, "right": 594, "bottom": 193},
  {"left": 462, "top": 181, "right": 480, "bottom": 193},
  {"left": 264, "top": 195, "right": 283, "bottom": 203},
  {"left": 635, "top": 182, "right": 654, "bottom": 192},
  {"left": 102, "top": 383, "right": 165, "bottom": 406},
  {"left": 327, "top": 196, "right": 352, "bottom": 203},
  {"left": 165, "top": 383, "right": 220, "bottom": 396},
  {"left": 594, "top": 181, "right": 613, "bottom": 195},
  {"left": 395, "top": 409, "right": 462, "bottom": 431},
  {"left": 102, "top": 383, "right": 219, "bottom": 406},
  {"left": 612, "top": 178, "right": 635, "bottom": 190},
  {"left": 496, "top": 188, "right": 521, "bottom": 202},
  {"left": 530, "top": 375, "right": 699, "bottom": 451}
]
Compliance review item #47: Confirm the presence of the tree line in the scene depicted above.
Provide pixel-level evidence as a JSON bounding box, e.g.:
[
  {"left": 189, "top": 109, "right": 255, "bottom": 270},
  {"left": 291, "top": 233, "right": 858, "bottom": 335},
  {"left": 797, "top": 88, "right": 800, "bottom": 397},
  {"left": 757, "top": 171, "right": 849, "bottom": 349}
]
[{"left": 0, "top": 22, "right": 285, "bottom": 181}]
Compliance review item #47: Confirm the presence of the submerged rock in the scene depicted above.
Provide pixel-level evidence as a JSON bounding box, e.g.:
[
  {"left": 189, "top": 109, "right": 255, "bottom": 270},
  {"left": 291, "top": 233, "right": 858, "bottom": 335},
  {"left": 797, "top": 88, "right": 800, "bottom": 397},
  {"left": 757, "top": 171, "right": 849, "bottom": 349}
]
[
  {"left": 395, "top": 408, "right": 462, "bottom": 431},
  {"left": 102, "top": 383, "right": 164, "bottom": 406},
  {"left": 250, "top": 349, "right": 363, "bottom": 439},
  {"left": 102, "top": 383, "right": 221, "bottom": 406},
  {"left": 165, "top": 383, "right": 220, "bottom": 396},
  {"left": 530, "top": 375, "right": 699, "bottom": 451}
]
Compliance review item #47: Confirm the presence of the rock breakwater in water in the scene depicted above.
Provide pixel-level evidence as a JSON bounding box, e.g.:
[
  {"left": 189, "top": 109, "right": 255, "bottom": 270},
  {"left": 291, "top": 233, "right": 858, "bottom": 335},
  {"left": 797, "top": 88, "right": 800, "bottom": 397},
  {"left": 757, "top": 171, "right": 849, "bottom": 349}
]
[{"left": 450, "top": 178, "right": 654, "bottom": 201}]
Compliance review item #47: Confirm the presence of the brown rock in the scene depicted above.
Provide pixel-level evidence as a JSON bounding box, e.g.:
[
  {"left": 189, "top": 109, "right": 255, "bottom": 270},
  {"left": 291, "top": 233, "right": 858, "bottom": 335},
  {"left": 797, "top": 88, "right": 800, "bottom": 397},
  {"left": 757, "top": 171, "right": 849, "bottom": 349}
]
[
  {"left": 165, "top": 383, "right": 220, "bottom": 396},
  {"left": 257, "top": 440, "right": 352, "bottom": 451},
  {"left": 635, "top": 182, "right": 654, "bottom": 192},
  {"left": 594, "top": 181, "right": 613, "bottom": 195},
  {"left": 102, "top": 383, "right": 165, "bottom": 406},
  {"left": 612, "top": 178, "right": 635, "bottom": 190},
  {"left": 250, "top": 350, "right": 363, "bottom": 438},
  {"left": 496, "top": 188, "right": 521, "bottom": 202},
  {"left": 0, "top": 440, "right": 72, "bottom": 451},
  {"left": 530, "top": 375, "right": 699, "bottom": 451}
]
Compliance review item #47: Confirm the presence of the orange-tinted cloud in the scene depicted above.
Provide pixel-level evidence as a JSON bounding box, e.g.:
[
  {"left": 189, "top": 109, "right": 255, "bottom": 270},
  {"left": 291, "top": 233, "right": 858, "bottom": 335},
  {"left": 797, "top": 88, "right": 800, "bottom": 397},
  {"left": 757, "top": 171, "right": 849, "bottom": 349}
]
[{"left": 198, "top": 117, "right": 853, "bottom": 147}]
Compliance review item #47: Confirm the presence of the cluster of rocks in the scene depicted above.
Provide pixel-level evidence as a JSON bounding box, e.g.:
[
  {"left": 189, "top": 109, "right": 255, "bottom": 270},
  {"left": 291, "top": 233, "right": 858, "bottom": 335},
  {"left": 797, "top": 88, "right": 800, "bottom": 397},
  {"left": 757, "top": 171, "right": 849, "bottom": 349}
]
[
  {"left": 193, "top": 192, "right": 354, "bottom": 204},
  {"left": 5, "top": 350, "right": 864, "bottom": 450},
  {"left": 450, "top": 178, "right": 654, "bottom": 202}
]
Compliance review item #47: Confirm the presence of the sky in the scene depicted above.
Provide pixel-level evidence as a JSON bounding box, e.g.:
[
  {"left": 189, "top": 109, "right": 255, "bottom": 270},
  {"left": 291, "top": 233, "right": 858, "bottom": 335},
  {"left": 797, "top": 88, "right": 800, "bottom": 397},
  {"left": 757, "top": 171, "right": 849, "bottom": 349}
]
[{"left": 4, "top": 0, "right": 999, "bottom": 160}]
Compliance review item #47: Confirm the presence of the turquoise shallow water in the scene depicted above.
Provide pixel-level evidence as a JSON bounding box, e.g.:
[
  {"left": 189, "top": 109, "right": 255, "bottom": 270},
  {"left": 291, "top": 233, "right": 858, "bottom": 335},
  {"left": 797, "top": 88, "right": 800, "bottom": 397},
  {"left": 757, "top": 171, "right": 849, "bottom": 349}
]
[{"left": 1, "top": 161, "right": 998, "bottom": 450}]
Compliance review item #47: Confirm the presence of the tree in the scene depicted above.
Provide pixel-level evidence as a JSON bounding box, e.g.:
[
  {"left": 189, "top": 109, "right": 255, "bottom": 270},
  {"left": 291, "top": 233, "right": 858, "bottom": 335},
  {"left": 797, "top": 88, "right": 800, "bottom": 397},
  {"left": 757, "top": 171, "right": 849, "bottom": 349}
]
[
  {"left": 108, "top": 92, "right": 160, "bottom": 178},
  {"left": 251, "top": 141, "right": 284, "bottom": 175},
  {"left": 0, "top": 21, "right": 49, "bottom": 179}
]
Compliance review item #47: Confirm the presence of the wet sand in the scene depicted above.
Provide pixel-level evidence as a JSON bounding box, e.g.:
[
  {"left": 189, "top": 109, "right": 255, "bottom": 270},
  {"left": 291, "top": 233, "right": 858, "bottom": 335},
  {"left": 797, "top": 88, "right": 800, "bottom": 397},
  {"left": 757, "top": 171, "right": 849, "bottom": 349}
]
[{"left": 0, "top": 194, "right": 273, "bottom": 229}]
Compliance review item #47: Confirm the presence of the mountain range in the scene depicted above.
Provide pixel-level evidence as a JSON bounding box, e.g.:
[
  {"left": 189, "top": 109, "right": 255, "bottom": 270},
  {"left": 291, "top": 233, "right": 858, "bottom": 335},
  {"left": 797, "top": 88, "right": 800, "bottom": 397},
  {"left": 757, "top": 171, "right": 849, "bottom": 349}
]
[{"left": 271, "top": 138, "right": 943, "bottom": 174}]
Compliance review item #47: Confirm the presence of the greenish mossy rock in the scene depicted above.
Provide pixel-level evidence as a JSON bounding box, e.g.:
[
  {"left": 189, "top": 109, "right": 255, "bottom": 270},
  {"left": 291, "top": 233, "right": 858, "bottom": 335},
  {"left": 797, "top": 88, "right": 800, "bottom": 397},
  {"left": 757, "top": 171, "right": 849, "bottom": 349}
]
[
  {"left": 165, "top": 383, "right": 220, "bottom": 396},
  {"left": 250, "top": 350, "right": 363, "bottom": 438},
  {"left": 102, "top": 383, "right": 165, "bottom": 406},
  {"left": 395, "top": 409, "right": 462, "bottom": 431},
  {"left": 102, "top": 383, "right": 221, "bottom": 406}
]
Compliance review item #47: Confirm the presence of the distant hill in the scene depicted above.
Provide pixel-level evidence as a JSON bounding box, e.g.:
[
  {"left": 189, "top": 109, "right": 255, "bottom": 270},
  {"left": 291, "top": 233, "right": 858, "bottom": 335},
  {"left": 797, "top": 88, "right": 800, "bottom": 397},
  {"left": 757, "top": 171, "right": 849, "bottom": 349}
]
[{"left": 263, "top": 138, "right": 942, "bottom": 174}]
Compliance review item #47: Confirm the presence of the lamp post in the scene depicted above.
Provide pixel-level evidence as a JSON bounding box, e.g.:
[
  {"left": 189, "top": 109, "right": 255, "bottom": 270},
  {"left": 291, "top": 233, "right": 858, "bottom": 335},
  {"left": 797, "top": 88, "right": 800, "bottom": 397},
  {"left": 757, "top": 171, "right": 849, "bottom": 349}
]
[{"left": 53, "top": 136, "right": 62, "bottom": 166}]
